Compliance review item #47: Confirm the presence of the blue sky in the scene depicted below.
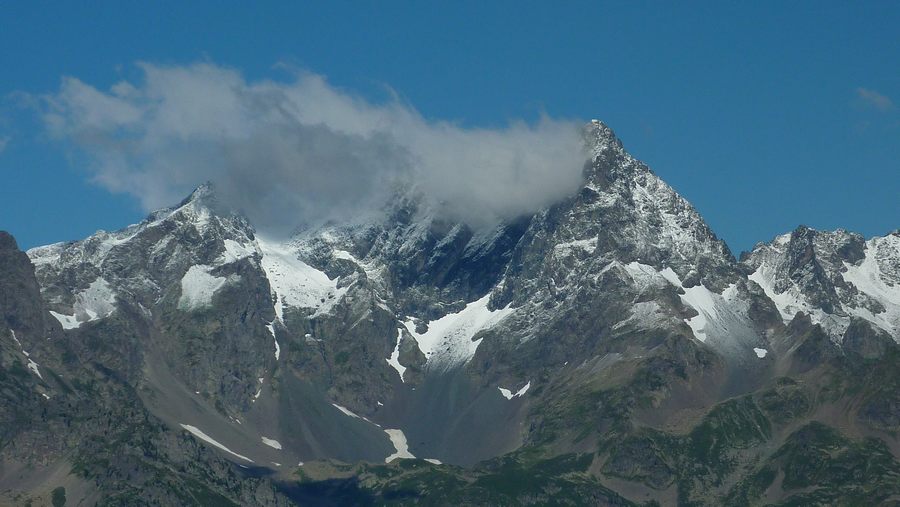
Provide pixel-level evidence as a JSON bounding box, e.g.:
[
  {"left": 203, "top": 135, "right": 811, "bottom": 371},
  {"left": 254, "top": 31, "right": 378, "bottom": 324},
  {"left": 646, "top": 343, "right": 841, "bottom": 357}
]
[{"left": 1, "top": 1, "right": 898, "bottom": 253}]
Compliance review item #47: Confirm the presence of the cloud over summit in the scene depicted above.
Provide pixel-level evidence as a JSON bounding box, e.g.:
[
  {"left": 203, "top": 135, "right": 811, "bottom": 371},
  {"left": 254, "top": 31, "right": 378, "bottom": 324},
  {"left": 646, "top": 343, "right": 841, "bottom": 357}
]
[{"left": 42, "top": 63, "right": 588, "bottom": 234}]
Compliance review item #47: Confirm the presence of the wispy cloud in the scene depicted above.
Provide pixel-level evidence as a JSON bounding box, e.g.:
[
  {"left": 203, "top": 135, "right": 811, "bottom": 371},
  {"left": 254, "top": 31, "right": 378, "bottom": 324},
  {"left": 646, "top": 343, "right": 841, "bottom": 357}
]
[
  {"left": 39, "top": 62, "right": 588, "bottom": 234},
  {"left": 0, "top": 136, "right": 8, "bottom": 154},
  {"left": 856, "top": 87, "right": 894, "bottom": 112}
]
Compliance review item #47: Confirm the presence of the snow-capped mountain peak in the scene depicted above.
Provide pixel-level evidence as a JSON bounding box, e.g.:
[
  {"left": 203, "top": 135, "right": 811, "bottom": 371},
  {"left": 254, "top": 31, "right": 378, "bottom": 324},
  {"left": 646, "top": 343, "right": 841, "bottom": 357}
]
[{"left": 743, "top": 226, "right": 900, "bottom": 341}]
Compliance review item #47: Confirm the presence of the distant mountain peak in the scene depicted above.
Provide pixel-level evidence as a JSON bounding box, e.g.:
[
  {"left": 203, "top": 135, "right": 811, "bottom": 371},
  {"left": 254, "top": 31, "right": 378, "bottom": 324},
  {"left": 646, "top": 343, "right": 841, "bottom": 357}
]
[{"left": 583, "top": 119, "right": 624, "bottom": 160}]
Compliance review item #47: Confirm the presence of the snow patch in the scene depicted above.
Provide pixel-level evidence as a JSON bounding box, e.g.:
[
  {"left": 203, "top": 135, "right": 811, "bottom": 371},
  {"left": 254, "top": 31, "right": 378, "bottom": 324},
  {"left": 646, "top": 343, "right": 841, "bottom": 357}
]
[
  {"left": 261, "top": 437, "right": 282, "bottom": 450},
  {"left": 749, "top": 261, "right": 851, "bottom": 337},
  {"left": 178, "top": 266, "right": 236, "bottom": 310},
  {"left": 384, "top": 429, "right": 415, "bottom": 463},
  {"left": 219, "top": 239, "right": 258, "bottom": 264},
  {"left": 753, "top": 348, "right": 768, "bottom": 358},
  {"left": 680, "top": 284, "right": 719, "bottom": 343},
  {"left": 180, "top": 424, "right": 253, "bottom": 462},
  {"left": 332, "top": 403, "right": 380, "bottom": 426},
  {"left": 258, "top": 237, "right": 346, "bottom": 321},
  {"left": 614, "top": 301, "right": 667, "bottom": 331},
  {"left": 26, "top": 357, "right": 43, "bottom": 380},
  {"left": 424, "top": 458, "right": 442, "bottom": 465},
  {"left": 332, "top": 403, "right": 361, "bottom": 419},
  {"left": 842, "top": 236, "right": 900, "bottom": 336},
  {"left": 267, "top": 322, "right": 280, "bottom": 361},
  {"left": 333, "top": 249, "right": 385, "bottom": 285},
  {"left": 625, "top": 262, "right": 761, "bottom": 351},
  {"left": 498, "top": 381, "right": 531, "bottom": 400},
  {"left": 253, "top": 377, "right": 263, "bottom": 401},
  {"left": 386, "top": 328, "right": 406, "bottom": 382},
  {"left": 50, "top": 311, "right": 80, "bottom": 329},
  {"left": 49, "top": 277, "right": 117, "bottom": 329},
  {"left": 403, "top": 293, "right": 514, "bottom": 370}
]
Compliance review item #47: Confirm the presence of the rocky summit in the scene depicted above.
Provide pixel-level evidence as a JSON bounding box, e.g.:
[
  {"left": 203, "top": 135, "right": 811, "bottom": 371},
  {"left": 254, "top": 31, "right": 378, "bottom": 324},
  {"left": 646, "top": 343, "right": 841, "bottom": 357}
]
[{"left": 2, "top": 121, "right": 899, "bottom": 506}]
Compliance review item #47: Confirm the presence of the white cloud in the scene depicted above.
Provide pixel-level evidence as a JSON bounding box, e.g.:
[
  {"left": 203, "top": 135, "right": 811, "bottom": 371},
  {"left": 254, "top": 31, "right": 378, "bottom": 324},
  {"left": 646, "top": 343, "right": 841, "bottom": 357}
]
[
  {"left": 41, "top": 62, "right": 588, "bottom": 233},
  {"left": 856, "top": 87, "right": 894, "bottom": 112}
]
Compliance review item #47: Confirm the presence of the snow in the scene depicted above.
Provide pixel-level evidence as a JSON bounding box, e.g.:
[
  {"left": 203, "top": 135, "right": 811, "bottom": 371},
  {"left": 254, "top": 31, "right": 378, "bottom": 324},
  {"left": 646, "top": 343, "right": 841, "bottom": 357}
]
[
  {"left": 741, "top": 231, "right": 900, "bottom": 340},
  {"left": 403, "top": 292, "right": 514, "bottom": 370},
  {"left": 26, "top": 243, "right": 64, "bottom": 267},
  {"left": 218, "top": 239, "right": 258, "bottom": 264},
  {"left": 743, "top": 232, "right": 900, "bottom": 341},
  {"left": 50, "top": 311, "right": 80, "bottom": 329},
  {"left": 841, "top": 236, "right": 900, "bottom": 336},
  {"left": 659, "top": 267, "right": 682, "bottom": 287},
  {"left": 332, "top": 403, "right": 361, "bottom": 419},
  {"left": 178, "top": 266, "right": 236, "bottom": 310},
  {"left": 258, "top": 237, "right": 346, "bottom": 321},
  {"left": 748, "top": 255, "right": 854, "bottom": 338},
  {"left": 424, "top": 458, "right": 442, "bottom": 465},
  {"left": 748, "top": 264, "right": 810, "bottom": 322},
  {"left": 623, "top": 262, "right": 761, "bottom": 351},
  {"left": 622, "top": 262, "right": 672, "bottom": 290},
  {"left": 15, "top": 335, "right": 45, "bottom": 380},
  {"left": 614, "top": 301, "right": 667, "bottom": 331},
  {"left": 332, "top": 403, "right": 380, "bottom": 426},
  {"left": 333, "top": 249, "right": 385, "bottom": 285},
  {"left": 253, "top": 377, "right": 264, "bottom": 401},
  {"left": 753, "top": 348, "right": 768, "bottom": 358},
  {"left": 26, "top": 357, "right": 43, "bottom": 380},
  {"left": 498, "top": 381, "right": 531, "bottom": 400},
  {"left": 644, "top": 265, "right": 729, "bottom": 344},
  {"left": 386, "top": 328, "right": 406, "bottom": 382},
  {"left": 49, "top": 277, "right": 118, "bottom": 329},
  {"left": 680, "top": 284, "right": 718, "bottom": 343},
  {"left": 79, "top": 277, "right": 116, "bottom": 319},
  {"left": 261, "top": 437, "right": 283, "bottom": 450},
  {"left": 553, "top": 237, "right": 598, "bottom": 256},
  {"left": 384, "top": 429, "right": 415, "bottom": 463},
  {"left": 180, "top": 424, "right": 253, "bottom": 462},
  {"left": 267, "top": 322, "right": 280, "bottom": 361}
]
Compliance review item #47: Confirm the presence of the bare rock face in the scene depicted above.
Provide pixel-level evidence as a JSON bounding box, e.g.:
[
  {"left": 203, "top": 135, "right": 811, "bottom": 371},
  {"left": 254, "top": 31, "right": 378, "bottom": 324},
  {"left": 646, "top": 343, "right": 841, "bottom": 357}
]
[{"left": 0, "top": 231, "right": 51, "bottom": 339}]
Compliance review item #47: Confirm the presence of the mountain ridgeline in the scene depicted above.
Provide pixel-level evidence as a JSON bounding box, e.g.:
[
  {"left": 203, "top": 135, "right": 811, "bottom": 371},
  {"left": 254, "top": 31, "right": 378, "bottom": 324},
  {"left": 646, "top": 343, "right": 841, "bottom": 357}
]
[{"left": 2, "top": 121, "right": 899, "bottom": 506}]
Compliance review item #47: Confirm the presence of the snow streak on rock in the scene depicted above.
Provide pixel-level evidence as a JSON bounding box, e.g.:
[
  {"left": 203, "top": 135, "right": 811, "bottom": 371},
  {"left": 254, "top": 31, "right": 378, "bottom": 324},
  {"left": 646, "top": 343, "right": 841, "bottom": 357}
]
[
  {"left": 386, "top": 328, "right": 406, "bottom": 382},
  {"left": 180, "top": 424, "right": 253, "bottom": 462}
]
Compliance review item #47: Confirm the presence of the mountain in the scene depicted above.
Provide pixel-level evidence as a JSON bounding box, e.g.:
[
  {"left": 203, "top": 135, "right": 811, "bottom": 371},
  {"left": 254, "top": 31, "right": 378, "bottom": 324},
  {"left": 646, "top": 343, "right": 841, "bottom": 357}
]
[
  {"left": 2, "top": 121, "right": 899, "bottom": 506},
  {"left": 742, "top": 226, "right": 900, "bottom": 341}
]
